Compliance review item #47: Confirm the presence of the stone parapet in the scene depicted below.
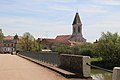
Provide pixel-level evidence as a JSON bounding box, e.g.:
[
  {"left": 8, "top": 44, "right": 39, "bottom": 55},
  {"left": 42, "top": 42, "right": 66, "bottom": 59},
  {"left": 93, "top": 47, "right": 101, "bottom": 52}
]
[{"left": 60, "top": 54, "right": 90, "bottom": 77}]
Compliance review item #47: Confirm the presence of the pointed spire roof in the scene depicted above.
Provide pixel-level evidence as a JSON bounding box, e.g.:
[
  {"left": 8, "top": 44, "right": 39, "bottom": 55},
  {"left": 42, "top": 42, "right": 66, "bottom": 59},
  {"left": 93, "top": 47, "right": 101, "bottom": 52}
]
[
  {"left": 14, "top": 34, "right": 19, "bottom": 40},
  {"left": 72, "top": 12, "right": 82, "bottom": 25}
]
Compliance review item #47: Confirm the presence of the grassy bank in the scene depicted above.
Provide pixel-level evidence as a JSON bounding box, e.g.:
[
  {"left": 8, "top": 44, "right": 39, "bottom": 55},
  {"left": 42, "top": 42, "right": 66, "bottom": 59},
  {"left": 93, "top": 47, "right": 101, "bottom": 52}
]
[{"left": 90, "top": 58, "right": 113, "bottom": 70}]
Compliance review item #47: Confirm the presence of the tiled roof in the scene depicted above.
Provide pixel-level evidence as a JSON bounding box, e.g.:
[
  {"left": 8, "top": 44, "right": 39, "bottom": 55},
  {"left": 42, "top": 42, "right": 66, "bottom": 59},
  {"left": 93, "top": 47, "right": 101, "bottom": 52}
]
[
  {"left": 42, "top": 38, "right": 56, "bottom": 43},
  {"left": 3, "top": 36, "right": 14, "bottom": 40},
  {"left": 54, "top": 39, "right": 71, "bottom": 45},
  {"left": 56, "top": 35, "right": 71, "bottom": 40},
  {"left": 38, "top": 35, "right": 81, "bottom": 46},
  {"left": 68, "top": 41, "right": 81, "bottom": 45},
  {"left": 40, "top": 38, "right": 71, "bottom": 45}
]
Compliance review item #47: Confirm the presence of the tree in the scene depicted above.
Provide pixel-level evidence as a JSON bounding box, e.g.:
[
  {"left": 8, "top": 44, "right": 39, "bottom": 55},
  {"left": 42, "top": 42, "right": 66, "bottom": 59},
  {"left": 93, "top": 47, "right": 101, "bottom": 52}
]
[
  {"left": 0, "top": 29, "right": 4, "bottom": 41},
  {"left": 71, "top": 43, "right": 94, "bottom": 57},
  {"left": 95, "top": 32, "right": 120, "bottom": 67},
  {"left": 31, "top": 40, "right": 41, "bottom": 51},
  {"left": 17, "top": 32, "right": 41, "bottom": 51},
  {"left": 22, "top": 32, "right": 34, "bottom": 51},
  {"left": 52, "top": 44, "right": 70, "bottom": 54}
]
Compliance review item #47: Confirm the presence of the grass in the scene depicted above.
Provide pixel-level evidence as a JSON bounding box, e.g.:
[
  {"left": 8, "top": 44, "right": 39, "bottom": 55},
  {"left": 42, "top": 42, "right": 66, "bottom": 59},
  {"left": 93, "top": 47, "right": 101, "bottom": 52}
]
[{"left": 91, "top": 57, "right": 103, "bottom": 62}]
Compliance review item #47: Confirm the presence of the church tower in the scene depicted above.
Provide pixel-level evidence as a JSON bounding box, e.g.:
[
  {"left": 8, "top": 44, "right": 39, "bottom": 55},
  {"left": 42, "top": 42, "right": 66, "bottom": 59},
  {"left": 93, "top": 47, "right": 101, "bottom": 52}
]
[{"left": 69, "top": 12, "right": 86, "bottom": 42}]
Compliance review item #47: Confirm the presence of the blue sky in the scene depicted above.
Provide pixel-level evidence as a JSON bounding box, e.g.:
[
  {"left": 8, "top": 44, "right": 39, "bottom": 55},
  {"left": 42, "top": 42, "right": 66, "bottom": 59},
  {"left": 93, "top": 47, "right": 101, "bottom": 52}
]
[{"left": 0, "top": 0, "right": 120, "bottom": 42}]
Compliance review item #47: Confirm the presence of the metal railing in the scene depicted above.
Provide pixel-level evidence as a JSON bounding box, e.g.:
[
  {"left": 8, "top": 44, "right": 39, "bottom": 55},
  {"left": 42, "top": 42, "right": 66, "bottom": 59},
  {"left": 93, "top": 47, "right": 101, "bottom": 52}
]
[{"left": 86, "top": 63, "right": 113, "bottom": 73}]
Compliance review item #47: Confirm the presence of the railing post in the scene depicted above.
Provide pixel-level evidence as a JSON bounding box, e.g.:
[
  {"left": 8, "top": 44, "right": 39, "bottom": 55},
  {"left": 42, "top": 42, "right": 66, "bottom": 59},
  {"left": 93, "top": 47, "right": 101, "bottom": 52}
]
[
  {"left": 83, "top": 56, "right": 91, "bottom": 77},
  {"left": 112, "top": 67, "right": 120, "bottom": 80}
]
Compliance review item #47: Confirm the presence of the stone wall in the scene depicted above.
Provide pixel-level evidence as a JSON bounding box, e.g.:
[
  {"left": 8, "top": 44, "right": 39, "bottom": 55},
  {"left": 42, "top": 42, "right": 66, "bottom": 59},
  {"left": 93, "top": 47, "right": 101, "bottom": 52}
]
[
  {"left": 19, "top": 52, "right": 91, "bottom": 77},
  {"left": 60, "top": 54, "right": 90, "bottom": 77},
  {"left": 19, "top": 51, "right": 60, "bottom": 66}
]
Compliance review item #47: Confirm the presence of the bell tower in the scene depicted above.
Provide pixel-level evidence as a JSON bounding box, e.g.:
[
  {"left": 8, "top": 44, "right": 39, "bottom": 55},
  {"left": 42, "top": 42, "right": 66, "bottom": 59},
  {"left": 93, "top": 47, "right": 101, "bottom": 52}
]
[{"left": 69, "top": 12, "right": 86, "bottom": 42}]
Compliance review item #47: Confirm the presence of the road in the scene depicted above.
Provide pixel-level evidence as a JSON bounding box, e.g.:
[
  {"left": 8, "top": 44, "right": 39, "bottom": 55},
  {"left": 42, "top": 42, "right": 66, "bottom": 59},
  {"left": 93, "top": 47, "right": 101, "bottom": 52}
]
[{"left": 0, "top": 54, "right": 68, "bottom": 80}]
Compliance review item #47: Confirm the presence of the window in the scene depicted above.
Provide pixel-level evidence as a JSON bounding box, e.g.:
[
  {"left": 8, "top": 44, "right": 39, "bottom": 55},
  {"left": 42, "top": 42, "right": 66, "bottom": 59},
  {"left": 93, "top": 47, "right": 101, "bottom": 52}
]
[
  {"left": 78, "top": 27, "right": 80, "bottom": 33},
  {"left": 8, "top": 44, "right": 9, "bottom": 47},
  {"left": 11, "top": 44, "right": 14, "bottom": 47},
  {"left": 4, "top": 44, "right": 6, "bottom": 46},
  {"left": 73, "top": 27, "right": 76, "bottom": 33}
]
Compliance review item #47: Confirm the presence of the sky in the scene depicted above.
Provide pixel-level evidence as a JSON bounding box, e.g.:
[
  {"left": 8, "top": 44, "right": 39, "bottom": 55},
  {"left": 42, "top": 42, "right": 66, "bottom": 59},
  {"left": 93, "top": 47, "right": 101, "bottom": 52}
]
[{"left": 0, "top": 0, "right": 120, "bottom": 42}]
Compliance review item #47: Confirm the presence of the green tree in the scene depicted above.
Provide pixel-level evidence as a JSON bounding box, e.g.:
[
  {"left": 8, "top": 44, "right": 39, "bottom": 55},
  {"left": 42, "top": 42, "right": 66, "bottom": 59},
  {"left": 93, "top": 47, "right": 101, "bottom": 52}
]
[
  {"left": 31, "top": 40, "right": 41, "bottom": 52},
  {"left": 52, "top": 44, "right": 70, "bottom": 54},
  {"left": 71, "top": 43, "right": 94, "bottom": 57},
  {"left": 0, "top": 29, "right": 4, "bottom": 41},
  {"left": 95, "top": 32, "right": 120, "bottom": 67},
  {"left": 22, "top": 32, "right": 34, "bottom": 51},
  {"left": 17, "top": 32, "right": 41, "bottom": 52}
]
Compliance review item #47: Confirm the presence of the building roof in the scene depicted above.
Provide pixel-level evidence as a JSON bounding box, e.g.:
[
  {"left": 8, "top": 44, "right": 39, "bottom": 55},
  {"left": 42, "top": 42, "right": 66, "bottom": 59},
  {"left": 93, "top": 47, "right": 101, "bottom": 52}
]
[
  {"left": 68, "top": 41, "right": 81, "bottom": 45},
  {"left": 14, "top": 34, "right": 19, "bottom": 40},
  {"left": 56, "top": 35, "right": 71, "bottom": 40},
  {"left": 38, "top": 38, "right": 70, "bottom": 45},
  {"left": 3, "top": 36, "right": 14, "bottom": 40},
  {"left": 72, "top": 12, "right": 82, "bottom": 25},
  {"left": 39, "top": 38, "right": 81, "bottom": 46},
  {"left": 42, "top": 38, "right": 56, "bottom": 43}
]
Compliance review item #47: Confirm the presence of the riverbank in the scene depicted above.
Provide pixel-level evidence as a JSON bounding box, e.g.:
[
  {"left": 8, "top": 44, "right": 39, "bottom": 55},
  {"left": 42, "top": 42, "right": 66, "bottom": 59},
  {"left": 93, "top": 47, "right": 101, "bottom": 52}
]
[
  {"left": 91, "top": 58, "right": 113, "bottom": 70},
  {"left": 91, "top": 69, "right": 112, "bottom": 80}
]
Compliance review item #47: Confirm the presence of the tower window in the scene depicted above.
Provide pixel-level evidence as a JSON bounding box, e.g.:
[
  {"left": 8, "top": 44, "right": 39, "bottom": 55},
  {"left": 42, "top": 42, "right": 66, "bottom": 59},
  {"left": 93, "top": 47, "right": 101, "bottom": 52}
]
[
  {"left": 78, "top": 27, "right": 80, "bottom": 33},
  {"left": 73, "top": 27, "right": 76, "bottom": 33}
]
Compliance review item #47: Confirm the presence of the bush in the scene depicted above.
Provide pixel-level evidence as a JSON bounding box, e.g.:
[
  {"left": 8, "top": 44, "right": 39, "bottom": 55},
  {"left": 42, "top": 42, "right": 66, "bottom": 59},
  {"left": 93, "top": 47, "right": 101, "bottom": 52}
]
[
  {"left": 94, "top": 32, "right": 120, "bottom": 67},
  {"left": 71, "top": 43, "right": 95, "bottom": 57},
  {"left": 51, "top": 44, "right": 70, "bottom": 54}
]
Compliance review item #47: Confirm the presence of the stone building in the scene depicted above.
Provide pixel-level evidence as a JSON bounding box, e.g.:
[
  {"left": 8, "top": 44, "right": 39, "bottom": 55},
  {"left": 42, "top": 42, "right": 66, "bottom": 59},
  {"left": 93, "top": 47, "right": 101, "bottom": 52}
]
[
  {"left": 37, "top": 12, "right": 86, "bottom": 49},
  {"left": 69, "top": 12, "right": 86, "bottom": 42},
  {"left": 0, "top": 34, "right": 19, "bottom": 53}
]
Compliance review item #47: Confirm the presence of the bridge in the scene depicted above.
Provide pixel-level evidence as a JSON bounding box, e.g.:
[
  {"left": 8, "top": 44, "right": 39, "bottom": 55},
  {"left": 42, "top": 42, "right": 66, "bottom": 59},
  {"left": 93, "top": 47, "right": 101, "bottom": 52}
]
[
  {"left": 0, "top": 53, "right": 92, "bottom": 80},
  {"left": 0, "top": 52, "right": 119, "bottom": 80},
  {"left": 0, "top": 54, "right": 69, "bottom": 80}
]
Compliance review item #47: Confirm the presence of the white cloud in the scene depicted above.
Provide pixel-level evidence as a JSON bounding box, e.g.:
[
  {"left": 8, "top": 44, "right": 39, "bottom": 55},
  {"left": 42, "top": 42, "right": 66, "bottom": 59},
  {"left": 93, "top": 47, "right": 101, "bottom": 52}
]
[
  {"left": 0, "top": 0, "right": 120, "bottom": 42},
  {"left": 84, "top": 13, "right": 120, "bottom": 42},
  {"left": 0, "top": 16, "right": 71, "bottom": 38},
  {"left": 49, "top": 5, "right": 72, "bottom": 11},
  {"left": 91, "top": 0, "right": 120, "bottom": 6},
  {"left": 31, "top": 0, "right": 77, "bottom": 3},
  {"left": 79, "top": 5, "right": 107, "bottom": 14},
  {"left": 89, "top": 13, "right": 120, "bottom": 28}
]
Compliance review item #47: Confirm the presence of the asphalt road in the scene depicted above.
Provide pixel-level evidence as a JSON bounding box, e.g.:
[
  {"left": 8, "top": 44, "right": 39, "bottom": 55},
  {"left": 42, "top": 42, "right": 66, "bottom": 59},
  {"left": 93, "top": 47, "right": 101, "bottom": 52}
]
[{"left": 0, "top": 54, "right": 68, "bottom": 80}]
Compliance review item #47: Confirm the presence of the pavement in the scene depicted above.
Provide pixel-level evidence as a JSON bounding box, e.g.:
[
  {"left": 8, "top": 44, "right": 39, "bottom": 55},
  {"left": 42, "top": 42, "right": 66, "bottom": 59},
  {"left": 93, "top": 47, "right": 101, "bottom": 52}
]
[
  {"left": 18, "top": 54, "right": 76, "bottom": 78},
  {"left": 0, "top": 54, "right": 92, "bottom": 80},
  {"left": 0, "top": 54, "right": 68, "bottom": 80}
]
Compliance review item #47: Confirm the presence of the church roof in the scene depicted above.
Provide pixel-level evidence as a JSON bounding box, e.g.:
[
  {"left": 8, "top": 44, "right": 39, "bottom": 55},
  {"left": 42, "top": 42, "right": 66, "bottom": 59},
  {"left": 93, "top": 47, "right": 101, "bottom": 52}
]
[
  {"left": 72, "top": 12, "right": 82, "bottom": 25},
  {"left": 55, "top": 35, "right": 71, "bottom": 40},
  {"left": 41, "top": 38, "right": 71, "bottom": 45}
]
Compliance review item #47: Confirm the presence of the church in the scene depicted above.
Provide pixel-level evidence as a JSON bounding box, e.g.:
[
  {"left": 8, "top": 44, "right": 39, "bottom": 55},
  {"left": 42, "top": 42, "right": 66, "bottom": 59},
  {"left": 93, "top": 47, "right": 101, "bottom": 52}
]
[{"left": 37, "top": 12, "right": 86, "bottom": 49}]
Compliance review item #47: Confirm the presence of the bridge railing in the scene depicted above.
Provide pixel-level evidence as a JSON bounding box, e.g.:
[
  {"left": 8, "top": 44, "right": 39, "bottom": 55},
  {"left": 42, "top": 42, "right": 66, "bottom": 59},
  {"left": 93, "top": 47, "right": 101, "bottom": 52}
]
[
  {"left": 19, "top": 51, "right": 60, "bottom": 66},
  {"left": 86, "top": 61, "right": 120, "bottom": 80},
  {"left": 18, "top": 51, "right": 91, "bottom": 78}
]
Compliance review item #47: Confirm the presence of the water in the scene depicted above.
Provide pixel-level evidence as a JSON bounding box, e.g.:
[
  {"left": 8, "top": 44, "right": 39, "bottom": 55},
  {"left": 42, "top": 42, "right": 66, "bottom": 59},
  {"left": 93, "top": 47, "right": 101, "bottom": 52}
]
[{"left": 91, "top": 69, "right": 112, "bottom": 80}]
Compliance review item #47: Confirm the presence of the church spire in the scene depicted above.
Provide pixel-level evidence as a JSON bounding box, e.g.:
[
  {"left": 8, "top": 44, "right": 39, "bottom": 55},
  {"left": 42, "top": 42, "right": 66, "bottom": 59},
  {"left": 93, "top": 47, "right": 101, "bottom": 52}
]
[
  {"left": 72, "top": 12, "right": 82, "bottom": 25},
  {"left": 69, "top": 12, "right": 86, "bottom": 42}
]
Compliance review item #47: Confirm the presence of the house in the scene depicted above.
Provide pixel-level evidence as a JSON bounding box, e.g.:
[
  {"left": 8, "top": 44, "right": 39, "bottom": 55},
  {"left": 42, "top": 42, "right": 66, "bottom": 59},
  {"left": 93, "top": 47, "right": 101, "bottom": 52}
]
[
  {"left": 0, "top": 34, "right": 19, "bottom": 53},
  {"left": 37, "top": 12, "right": 86, "bottom": 49}
]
